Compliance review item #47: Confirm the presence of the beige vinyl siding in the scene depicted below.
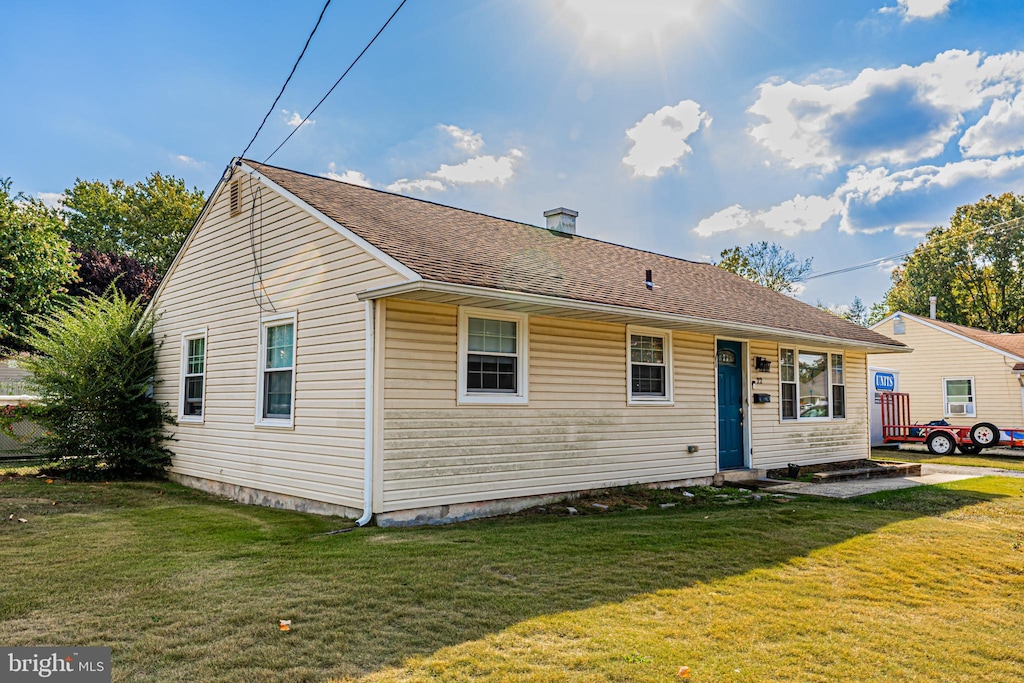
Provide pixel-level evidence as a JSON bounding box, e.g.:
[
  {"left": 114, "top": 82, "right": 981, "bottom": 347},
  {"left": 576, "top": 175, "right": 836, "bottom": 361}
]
[
  {"left": 868, "top": 317, "right": 1024, "bottom": 428},
  {"left": 747, "top": 341, "right": 869, "bottom": 469},
  {"left": 381, "top": 299, "right": 719, "bottom": 512},
  {"left": 151, "top": 174, "right": 406, "bottom": 509}
]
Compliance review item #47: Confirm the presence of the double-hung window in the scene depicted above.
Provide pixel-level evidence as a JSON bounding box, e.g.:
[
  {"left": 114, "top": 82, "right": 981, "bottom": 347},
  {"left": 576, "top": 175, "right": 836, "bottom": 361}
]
[
  {"left": 831, "top": 353, "right": 845, "bottom": 419},
  {"left": 458, "top": 308, "right": 528, "bottom": 404},
  {"left": 179, "top": 330, "right": 206, "bottom": 421},
  {"left": 257, "top": 314, "right": 297, "bottom": 426},
  {"left": 780, "top": 347, "right": 844, "bottom": 420},
  {"left": 628, "top": 327, "right": 673, "bottom": 404},
  {"left": 943, "top": 377, "right": 975, "bottom": 417}
]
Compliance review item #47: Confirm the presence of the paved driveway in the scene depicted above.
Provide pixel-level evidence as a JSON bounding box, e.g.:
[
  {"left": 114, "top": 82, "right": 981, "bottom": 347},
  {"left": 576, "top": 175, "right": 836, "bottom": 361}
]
[{"left": 771, "top": 464, "right": 1024, "bottom": 499}]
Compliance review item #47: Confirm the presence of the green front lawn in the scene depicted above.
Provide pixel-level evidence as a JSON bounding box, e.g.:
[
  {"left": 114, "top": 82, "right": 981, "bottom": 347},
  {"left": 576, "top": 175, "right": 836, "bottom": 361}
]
[
  {"left": 2, "top": 475, "right": 1023, "bottom": 682},
  {"left": 872, "top": 446, "right": 1024, "bottom": 471}
]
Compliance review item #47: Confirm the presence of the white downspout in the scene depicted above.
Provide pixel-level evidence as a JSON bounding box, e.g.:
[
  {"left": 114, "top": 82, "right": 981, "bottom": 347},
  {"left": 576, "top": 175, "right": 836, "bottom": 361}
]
[{"left": 357, "top": 299, "right": 375, "bottom": 526}]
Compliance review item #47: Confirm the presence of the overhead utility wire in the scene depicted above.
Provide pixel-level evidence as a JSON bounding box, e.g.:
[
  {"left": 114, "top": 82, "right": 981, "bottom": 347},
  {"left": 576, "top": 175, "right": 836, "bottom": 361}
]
[
  {"left": 257, "top": 0, "right": 408, "bottom": 166},
  {"left": 799, "top": 213, "right": 1024, "bottom": 282},
  {"left": 238, "top": 0, "right": 333, "bottom": 161}
]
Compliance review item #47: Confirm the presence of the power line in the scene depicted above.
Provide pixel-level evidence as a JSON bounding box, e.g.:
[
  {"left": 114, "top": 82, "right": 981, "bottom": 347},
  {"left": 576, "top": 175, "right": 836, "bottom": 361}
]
[
  {"left": 799, "top": 213, "right": 1024, "bottom": 282},
  {"left": 257, "top": 0, "right": 408, "bottom": 166},
  {"left": 238, "top": 0, "right": 333, "bottom": 161}
]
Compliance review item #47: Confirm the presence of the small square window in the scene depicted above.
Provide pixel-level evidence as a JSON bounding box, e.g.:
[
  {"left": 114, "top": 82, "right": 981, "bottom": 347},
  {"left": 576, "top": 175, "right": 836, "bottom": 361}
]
[
  {"left": 628, "top": 328, "right": 672, "bottom": 404},
  {"left": 458, "top": 309, "right": 528, "bottom": 405}
]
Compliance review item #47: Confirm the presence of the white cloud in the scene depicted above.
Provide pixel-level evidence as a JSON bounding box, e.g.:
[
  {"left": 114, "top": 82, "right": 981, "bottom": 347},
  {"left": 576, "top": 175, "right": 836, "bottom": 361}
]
[
  {"left": 749, "top": 49, "right": 1024, "bottom": 171},
  {"left": 281, "top": 109, "right": 314, "bottom": 127},
  {"left": 693, "top": 205, "right": 753, "bottom": 237},
  {"left": 695, "top": 153, "right": 1024, "bottom": 238},
  {"left": 960, "top": 91, "right": 1024, "bottom": 157},
  {"left": 322, "top": 163, "right": 372, "bottom": 187},
  {"left": 433, "top": 149, "right": 523, "bottom": 185},
  {"left": 174, "top": 154, "right": 203, "bottom": 168},
  {"left": 623, "top": 100, "right": 711, "bottom": 177},
  {"left": 386, "top": 177, "right": 447, "bottom": 194},
  {"left": 37, "top": 192, "right": 65, "bottom": 210},
  {"left": 381, "top": 124, "right": 525, "bottom": 196},
  {"left": 693, "top": 195, "right": 840, "bottom": 237},
  {"left": 439, "top": 124, "right": 484, "bottom": 154},
  {"left": 880, "top": 0, "right": 953, "bottom": 20}
]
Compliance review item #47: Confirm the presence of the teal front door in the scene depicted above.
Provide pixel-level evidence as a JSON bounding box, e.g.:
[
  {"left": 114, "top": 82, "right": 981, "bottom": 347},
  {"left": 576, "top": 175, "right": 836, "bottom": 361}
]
[{"left": 717, "top": 340, "right": 745, "bottom": 470}]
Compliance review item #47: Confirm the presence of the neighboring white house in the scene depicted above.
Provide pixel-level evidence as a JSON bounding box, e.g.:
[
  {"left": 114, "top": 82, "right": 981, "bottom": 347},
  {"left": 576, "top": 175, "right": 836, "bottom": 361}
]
[
  {"left": 869, "top": 311, "right": 1024, "bottom": 432},
  {"left": 146, "top": 158, "right": 909, "bottom": 525}
]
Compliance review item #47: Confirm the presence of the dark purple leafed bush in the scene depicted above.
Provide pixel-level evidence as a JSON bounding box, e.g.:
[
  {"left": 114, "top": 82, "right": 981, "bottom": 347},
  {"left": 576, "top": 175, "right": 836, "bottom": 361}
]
[{"left": 66, "top": 251, "right": 161, "bottom": 303}]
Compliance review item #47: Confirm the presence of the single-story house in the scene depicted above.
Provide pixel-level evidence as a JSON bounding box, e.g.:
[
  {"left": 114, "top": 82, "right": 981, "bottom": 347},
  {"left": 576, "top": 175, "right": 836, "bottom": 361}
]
[
  {"left": 147, "top": 158, "right": 908, "bottom": 525},
  {"left": 868, "top": 311, "right": 1024, "bottom": 431}
]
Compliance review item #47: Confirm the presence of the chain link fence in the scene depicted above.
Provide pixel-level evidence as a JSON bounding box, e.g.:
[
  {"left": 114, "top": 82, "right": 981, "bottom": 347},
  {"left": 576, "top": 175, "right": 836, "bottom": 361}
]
[{"left": 1, "top": 397, "right": 46, "bottom": 462}]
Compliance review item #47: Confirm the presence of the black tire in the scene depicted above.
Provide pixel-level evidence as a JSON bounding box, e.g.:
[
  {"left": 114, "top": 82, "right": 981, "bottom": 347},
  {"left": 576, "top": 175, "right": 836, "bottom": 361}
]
[
  {"left": 969, "top": 422, "right": 1000, "bottom": 448},
  {"left": 958, "top": 443, "right": 983, "bottom": 455},
  {"left": 926, "top": 431, "right": 956, "bottom": 456}
]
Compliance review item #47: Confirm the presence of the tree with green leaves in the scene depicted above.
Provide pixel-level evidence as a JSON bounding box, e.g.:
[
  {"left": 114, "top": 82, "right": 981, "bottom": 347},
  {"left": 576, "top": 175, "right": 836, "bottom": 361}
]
[
  {"left": 0, "top": 178, "right": 79, "bottom": 352},
  {"left": 883, "top": 192, "right": 1024, "bottom": 332},
  {"left": 61, "top": 172, "right": 205, "bottom": 274},
  {"left": 716, "top": 241, "right": 812, "bottom": 294},
  {"left": 817, "top": 296, "right": 869, "bottom": 327},
  {"left": 22, "top": 289, "right": 173, "bottom": 478}
]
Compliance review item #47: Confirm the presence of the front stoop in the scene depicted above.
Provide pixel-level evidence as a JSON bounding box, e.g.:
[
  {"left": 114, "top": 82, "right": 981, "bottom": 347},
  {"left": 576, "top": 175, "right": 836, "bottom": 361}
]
[
  {"left": 811, "top": 462, "right": 921, "bottom": 482},
  {"left": 713, "top": 468, "right": 766, "bottom": 486}
]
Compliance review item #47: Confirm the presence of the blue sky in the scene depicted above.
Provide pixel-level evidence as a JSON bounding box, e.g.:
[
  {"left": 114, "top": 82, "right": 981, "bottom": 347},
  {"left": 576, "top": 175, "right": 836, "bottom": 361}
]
[{"left": 5, "top": 0, "right": 1024, "bottom": 310}]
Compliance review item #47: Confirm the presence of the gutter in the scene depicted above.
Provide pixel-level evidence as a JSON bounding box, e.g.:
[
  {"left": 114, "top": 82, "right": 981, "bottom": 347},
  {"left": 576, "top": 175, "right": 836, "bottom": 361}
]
[
  {"left": 357, "top": 299, "right": 375, "bottom": 526},
  {"left": 356, "top": 279, "right": 912, "bottom": 354}
]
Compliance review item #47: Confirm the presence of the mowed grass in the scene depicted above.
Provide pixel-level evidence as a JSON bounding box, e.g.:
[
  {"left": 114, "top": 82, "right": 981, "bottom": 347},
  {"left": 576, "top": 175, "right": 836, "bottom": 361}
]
[
  {"left": 1, "top": 476, "right": 1022, "bottom": 682},
  {"left": 872, "top": 446, "right": 1024, "bottom": 471}
]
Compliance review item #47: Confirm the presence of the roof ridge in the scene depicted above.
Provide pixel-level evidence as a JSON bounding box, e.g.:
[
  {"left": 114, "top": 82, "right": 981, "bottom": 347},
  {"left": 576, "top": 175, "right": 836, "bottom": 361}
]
[{"left": 241, "top": 158, "right": 712, "bottom": 268}]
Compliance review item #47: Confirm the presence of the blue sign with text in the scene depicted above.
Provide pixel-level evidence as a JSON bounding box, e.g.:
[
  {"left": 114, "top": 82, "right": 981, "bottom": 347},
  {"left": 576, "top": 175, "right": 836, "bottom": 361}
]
[{"left": 874, "top": 372, "right": 896, "bottom": 392}]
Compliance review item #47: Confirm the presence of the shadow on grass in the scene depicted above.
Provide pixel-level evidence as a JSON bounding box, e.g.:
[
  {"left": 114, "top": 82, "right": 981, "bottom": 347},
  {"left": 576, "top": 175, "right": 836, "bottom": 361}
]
[{"left": 0, "top": 475, "right": 1012, "bottom": 682}]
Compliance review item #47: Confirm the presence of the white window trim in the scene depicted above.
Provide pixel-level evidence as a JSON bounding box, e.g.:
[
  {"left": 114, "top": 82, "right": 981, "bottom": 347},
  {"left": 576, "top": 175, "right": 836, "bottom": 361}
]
[
  {"left": 255, "top": 312, "right": 298, "bottom": 428},
  {"left": 942, "top": 376, "right": 976, "bottom": 418},
  {"left": 627, "top": 325, "right": 674, "bottom": 406},
  {"left": 457, "top": 307, "right": 528, "bottom": 405},
  {"left": 178, "top": 328, "right": 207, "bottom": 423},
  {"left": 778, "top": 345, "right": 845, "bottom": 422}
]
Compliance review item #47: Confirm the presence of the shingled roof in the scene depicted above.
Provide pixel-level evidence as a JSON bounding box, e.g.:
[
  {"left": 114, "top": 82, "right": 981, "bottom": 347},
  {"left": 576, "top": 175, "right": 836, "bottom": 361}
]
[{"left": 245, "top": 160, "right": 905, "bottom": 350}]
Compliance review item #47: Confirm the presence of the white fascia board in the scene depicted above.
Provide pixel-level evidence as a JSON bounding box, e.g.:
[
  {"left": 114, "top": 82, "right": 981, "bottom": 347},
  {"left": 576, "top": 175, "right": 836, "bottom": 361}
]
[
  {"left": 874, "top": 311, "right": 1024, "bottom": 363},
  {"left": 357, "top": 280, "right": 912, "bottom": 354},
  {"left": 240, "top": 162, "right": 420, "bottom": 282}
]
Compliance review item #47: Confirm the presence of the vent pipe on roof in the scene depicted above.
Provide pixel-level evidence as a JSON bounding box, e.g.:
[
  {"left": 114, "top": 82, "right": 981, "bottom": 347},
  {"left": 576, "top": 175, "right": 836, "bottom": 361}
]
[
  {"left": 929, "top": 296, "right": 937, "bottom": 319},
  {"left": 544, "top": 207, "right": 577, "bottom": 235}
]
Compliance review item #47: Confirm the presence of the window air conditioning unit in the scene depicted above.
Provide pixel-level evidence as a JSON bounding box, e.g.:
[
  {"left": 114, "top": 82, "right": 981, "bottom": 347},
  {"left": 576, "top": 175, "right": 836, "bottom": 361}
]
[{"left": 947, "top": 403, "right": 974, "bottom": 415}]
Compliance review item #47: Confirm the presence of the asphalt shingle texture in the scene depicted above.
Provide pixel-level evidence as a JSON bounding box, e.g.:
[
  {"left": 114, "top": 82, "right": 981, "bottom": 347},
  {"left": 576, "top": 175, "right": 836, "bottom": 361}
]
[{"left": 248, "top": 160, "right": 905, "bottom": 349}]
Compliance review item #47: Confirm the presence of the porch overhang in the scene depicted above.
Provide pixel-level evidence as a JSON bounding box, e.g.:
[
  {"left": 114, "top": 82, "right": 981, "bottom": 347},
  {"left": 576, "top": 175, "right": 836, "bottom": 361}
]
[{"left": 356, "top": 279, "right": 911, "bottom": 354}]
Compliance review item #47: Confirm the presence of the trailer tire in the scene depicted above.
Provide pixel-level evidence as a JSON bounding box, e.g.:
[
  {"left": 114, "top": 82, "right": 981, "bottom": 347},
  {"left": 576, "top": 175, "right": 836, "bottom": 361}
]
[
  {"left": 969, "top": 422, "right": 1000, "bottom": 448},
  {"left": 926, "top": 431, "right": 956, "bottom": 456},
  {"left": 958, "top": 443, "right": 983, "bottom": 455}
]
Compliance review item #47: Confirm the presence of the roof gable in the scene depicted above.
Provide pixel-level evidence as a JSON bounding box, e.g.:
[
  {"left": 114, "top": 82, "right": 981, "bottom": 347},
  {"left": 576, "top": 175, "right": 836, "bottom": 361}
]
[
  {"left": 242, "top": 160, "right": 905, "bottom": 350},
  {"left": 872, "top": 312, "right": 1024, "bottom": 361}
]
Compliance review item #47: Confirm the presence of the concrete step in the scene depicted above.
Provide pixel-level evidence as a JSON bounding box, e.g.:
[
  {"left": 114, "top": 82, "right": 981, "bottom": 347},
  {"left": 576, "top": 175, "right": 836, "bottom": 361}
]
[
  {"left": 713, "top": 468, "right": 766, "bottom": 486},
  {"left": 811, "top": 462, "right": 921, "bottom": 483}
]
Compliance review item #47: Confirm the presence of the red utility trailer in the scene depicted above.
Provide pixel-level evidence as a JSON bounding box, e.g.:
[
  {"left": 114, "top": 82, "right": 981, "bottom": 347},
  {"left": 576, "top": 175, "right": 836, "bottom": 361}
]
[{"left": 880, "top": 391, "right": 1000, "bottom": 455}]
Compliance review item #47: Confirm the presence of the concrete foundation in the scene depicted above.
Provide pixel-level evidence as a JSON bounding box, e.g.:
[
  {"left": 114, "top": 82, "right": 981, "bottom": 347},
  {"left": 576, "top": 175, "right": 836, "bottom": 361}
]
[
  {"left": 167, "top": 472, "right": 362, "bottom": 519},
  {"left": 376, "top": 476, "right": 715, "bottom": 527},
  {"left": 170, "top": 471, "right": 716, "bottom": 527}
]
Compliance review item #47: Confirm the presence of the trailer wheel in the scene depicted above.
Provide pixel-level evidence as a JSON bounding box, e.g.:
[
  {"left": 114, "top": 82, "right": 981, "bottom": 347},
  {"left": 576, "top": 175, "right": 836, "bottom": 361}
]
[
  {"left": 958, "top": 442, "right": 983, "bottom": 455},
  {"left": 926, "top": 431, "right": 955, "bottom": 456},
  {"left": 969, "top": 422, "right": 1000, "bottom": 448}
]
